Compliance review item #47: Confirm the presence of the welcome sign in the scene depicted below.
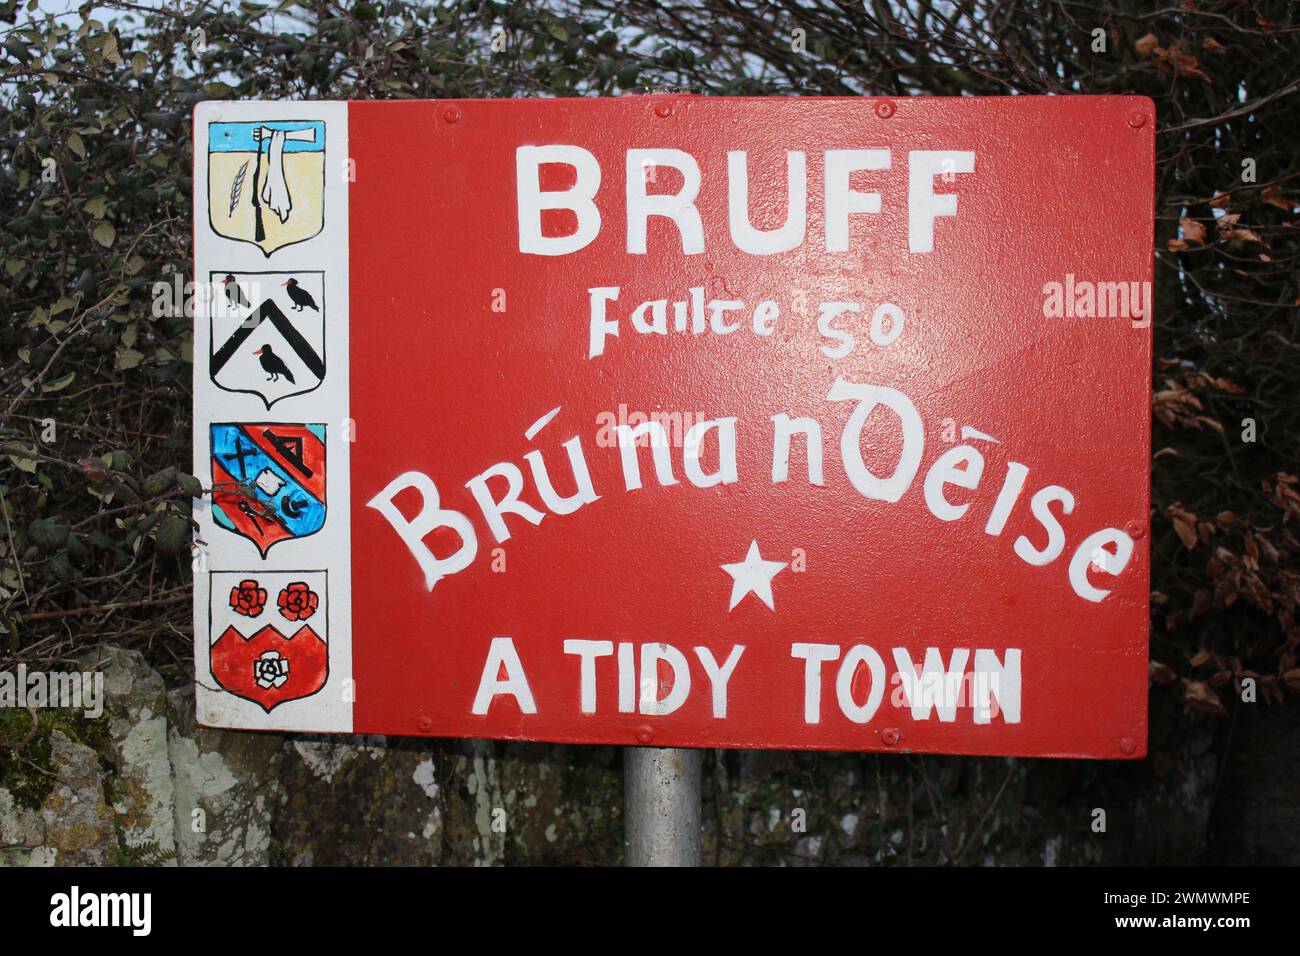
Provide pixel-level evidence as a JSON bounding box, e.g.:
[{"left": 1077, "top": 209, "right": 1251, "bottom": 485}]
[{"left": 192, "top": 96, "right": 1152, "bottom": 757}]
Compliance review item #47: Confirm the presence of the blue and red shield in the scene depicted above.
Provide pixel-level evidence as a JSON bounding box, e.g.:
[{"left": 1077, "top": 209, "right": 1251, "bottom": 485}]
[{"left": 211, "top": 423, "right": 326, "bottom": 556}]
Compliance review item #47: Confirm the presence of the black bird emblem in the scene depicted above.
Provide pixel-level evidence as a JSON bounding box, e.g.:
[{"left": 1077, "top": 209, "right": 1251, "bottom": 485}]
[
  {"left": 282, "top": 277, "right": 319, "bottom": 312},
  {"left": 254, "top": 344, "right": 295, "bottom": 383},
  {"left": 223, "top": 273, "right": 250, "bottom": 309}
]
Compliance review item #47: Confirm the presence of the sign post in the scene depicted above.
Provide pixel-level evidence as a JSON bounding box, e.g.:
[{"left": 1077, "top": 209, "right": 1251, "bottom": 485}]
[
  {"left": 191, "top": 96, "right": 1155, "bottom": 826},
  {"left": 624, "top": 747, "right": 702, "bottom": 866}
]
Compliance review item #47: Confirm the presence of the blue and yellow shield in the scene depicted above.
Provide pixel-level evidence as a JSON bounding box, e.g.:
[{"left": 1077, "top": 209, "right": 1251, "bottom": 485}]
[{"left": 208, "top": 120, "right": 325, "bottom": 256}]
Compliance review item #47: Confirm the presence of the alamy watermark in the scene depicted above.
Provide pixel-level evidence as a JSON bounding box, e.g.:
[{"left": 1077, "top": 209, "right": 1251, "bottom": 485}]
[
  {"left": 1042, "top": 273, "right": 1151, "bottom": 328},
  {"left": 0, "top": 665, "right": 104, "bottom": 718}
]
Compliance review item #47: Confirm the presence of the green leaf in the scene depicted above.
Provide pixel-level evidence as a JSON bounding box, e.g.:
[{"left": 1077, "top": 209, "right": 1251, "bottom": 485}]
[
  {"left": 176, "top": 473, "right": 203, "bottom": 497},
  {"left": 40, "top": 371, "right": 75, "bottom": 393},
  {"left": 115, "top": 347, "right": 143, "bottom": 370},
  {"left": 93, "top": 221, "right": 116, "bottom": 247},
  {"left": 29, "top": 516, "right": 69, "bottom": 549},
  {"left": 143, "top": 466, "right": 177, "bottom": 496},
  {"left": 155, "top": 514, "right": 191, "bottom": 553}
]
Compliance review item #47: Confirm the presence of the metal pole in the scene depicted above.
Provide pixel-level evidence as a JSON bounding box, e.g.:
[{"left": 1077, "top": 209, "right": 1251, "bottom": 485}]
[{"left": 624, "top": 747, "right": 702, "bottom": 866}]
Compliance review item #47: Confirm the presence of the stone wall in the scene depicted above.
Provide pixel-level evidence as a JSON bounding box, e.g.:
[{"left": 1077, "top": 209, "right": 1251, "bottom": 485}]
[{"left": 0, "top": 645, "right": 1288, "bottom": 866}]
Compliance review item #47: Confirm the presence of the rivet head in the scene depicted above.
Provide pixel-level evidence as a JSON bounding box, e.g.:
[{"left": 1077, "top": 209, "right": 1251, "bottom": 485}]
[
  {"left": 417, "top": 715, "right": 433, "bottom": 732},
  {"left": 635, "top": 725, "right": 654, "bottom": 744},
  {"left": 1127, "top": 110, "right": 1146, "bottom": 128},
  {"left": 875, "top": 101, "right": 896, "bottom": 119},
  {"left": 881, "top": 727, "right": 901, "bottom": 747},
  {"left": 1119, "top": 737, "right": 1136, "bottom": 755},
  {"left": 654, "top": 101, "right": 673, "bottom": 118},
  {"left": 443, "top": 105, "right": 461, "bottom": 124},
  {"left": 1126, "top": 519, "right": 1146, "bottom": 539}
]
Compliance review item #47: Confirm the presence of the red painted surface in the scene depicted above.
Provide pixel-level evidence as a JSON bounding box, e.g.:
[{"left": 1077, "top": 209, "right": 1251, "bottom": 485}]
[{"left": 347, "top": 96, "right": 1153, "bottom": 757}]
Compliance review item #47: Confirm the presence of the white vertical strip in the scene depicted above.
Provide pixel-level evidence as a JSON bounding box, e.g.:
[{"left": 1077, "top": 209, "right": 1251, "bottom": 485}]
[{"left": 192, "top": 100, "right": 352, "bottom": 732}]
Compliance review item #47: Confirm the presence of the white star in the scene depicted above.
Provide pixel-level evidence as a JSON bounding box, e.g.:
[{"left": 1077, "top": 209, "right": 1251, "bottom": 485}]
[{"left": 721, "top": 540, "right": 787, "bottom": 612}]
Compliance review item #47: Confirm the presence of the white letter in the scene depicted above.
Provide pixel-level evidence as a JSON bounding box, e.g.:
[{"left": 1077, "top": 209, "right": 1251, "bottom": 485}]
[
  {"left": 627, "top": 149, "right": 703, "bottom": 254},
  {"left": 640, "top": 643, "right": 690, "bottom": 715},
  {"left": 727, "top": 150, "right": 806, "bottom": 254},
  {"left": 1069, "top": 528, "right": 1134, "bottom": 603},
  {"left": 908, "top": 150, "right": 974, "bottom": 253},
  {"left": 616, "top": 421, "right": 677, "bottom": 490},
  {"left": 827, "top": 378, "right": 924, "bottom": 503},
  {"left": 683, "top": 417, "right": 738, "bottom": 488},
  {"left": 50, "top": 893, "right": 70, "bottom": 928},
  {"left": 984, "top": 461, "right": 1029, "bottom": 536},
  {"left": 133, "top": 894, "right": 151, "bottom": 938},
  {"left": 1013, "top": 485, "right": 1075, "bottom": 566},
  {"left": 517, "top": 145, "right": 601, "bottom": 255},
  {"left": 587, "top": 286, "right": 620, "bottom": 358},
  {"left": 471, "top": 637, "right": 537, "bottom": 715},
  {"left": 825, "top": 149, "right": 889, "bottom": 252},
  {"left": 466, "top": 462, "right": 545, "bottom": 543},
  {"left": 891, "top": 647, "right": 969, "bottom": 721},
  {"left": 791, "top": 643, "right": 840, "bottom": 724},
  {"left": 618, "top": 642, "right": 636, "bottom": 713},
  {"left": 694, "top": 645, "right": 745, "bottom": 718},
  {"left": 564, "top": 639, "right": 613, "bottom": 713},
  {"left": 523, "top": 436, "right": 599, "bottom": 516},
  {"left": 835, "top": 645, "right": 887, "bottom": 724},
  {"left": 817, "top": 301, "right": 859, "bottom": 359},
  {"left": 367, "top": 471, "right": 477, "bottom": 591},
  {"left": 973, "top": 649, "right": 1020, "bottom": 724},
  {"left": 771, "top": 414, "right": 824, "bottom": 485},
  {"left": 923, "top": 445, "right": 985, "bottom": 521}
]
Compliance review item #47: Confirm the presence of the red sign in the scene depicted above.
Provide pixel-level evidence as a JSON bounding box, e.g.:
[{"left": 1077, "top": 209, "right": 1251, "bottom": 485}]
[{"left": 193, "top": 96, "right": 1153, "bottom": 757}]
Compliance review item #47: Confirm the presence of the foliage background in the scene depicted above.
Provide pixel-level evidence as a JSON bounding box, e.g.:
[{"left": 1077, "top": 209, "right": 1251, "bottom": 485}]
[{"left": 0, "top": 0, "right": 1297, "bottom": 864}]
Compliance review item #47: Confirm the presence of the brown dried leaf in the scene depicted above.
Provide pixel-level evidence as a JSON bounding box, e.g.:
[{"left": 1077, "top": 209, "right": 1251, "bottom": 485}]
[
  {"left": 1135, "top": 32, "right": 1159, "bottom": 56},
  {"left": 1216, "top": 212, "right": 1242, "bottom": 232},
  {"left": 1214, "top": 377, "right": 1245, "bottom": 394},
  {"left": 1182, "top": 679, "right": 1228, "bottom": 716},
  {"left": 1167, "top": 504, "right": 1199, "bottom": 549},
  {"left": 1180, "top": 217, "right": 1207, "bottom": 243},
  {"left": 1149, "top": 659, "right": 1178, "bottom": 684},
  {"left": 1261, "top": 185, "right": 1295, "bottom": 212},
  {"left": 1170, "top": 50, "right": 1211, "bottom": 81}
]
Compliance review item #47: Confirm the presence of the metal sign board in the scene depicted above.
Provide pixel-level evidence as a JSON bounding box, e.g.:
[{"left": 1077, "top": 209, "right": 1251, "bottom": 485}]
[{"left": 192, "top": 96, "right": 1153, "bottom": 756}]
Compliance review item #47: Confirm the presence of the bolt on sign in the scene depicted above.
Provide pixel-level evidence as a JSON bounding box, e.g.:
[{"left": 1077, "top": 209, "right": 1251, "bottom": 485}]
[{"left": 192, "top": 96, "right": 1153, "bottom": 757}]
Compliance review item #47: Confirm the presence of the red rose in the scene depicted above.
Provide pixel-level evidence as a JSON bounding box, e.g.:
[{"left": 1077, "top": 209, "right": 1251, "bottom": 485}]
[
  {"left": 277, "top": 582, "right": 319, "bottom": 622},
  {"left": 229, "top": 579, "right": 267, "bottom": 617}
]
